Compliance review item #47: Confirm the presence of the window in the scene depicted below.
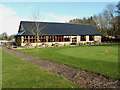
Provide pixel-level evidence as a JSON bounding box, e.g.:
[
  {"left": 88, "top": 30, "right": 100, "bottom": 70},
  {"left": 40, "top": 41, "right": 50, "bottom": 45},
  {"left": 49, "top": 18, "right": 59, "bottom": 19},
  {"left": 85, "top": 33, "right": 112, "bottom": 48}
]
[
  {"left": 51, "top": 36, "right": 54, "bottom": 42},
  {"left": 41, "top": 35, "right": 46, "bottom": 42},
  {"left": 34, "top": 36, "right": 36, "bottom": 39},
  {"left": 64, "top": 36, "right": 70, "bottom": 42},
  {"left": 59, "top": 36, "right": 62, "bottom": 42},
  {"left": 72, "top": 37, "right": 77, "bottom": 42},
  {"left": 64, "top": 38, "right": 70, "bottom": 42},
  {"left": 81, "top": 35, "right": 86, "bottom": 41},
  {"left": 89, "top": 35, "right": 94, "bottom": 41},
  {"left": 26, "top": 36, "right": 28, "bottom": 39}
]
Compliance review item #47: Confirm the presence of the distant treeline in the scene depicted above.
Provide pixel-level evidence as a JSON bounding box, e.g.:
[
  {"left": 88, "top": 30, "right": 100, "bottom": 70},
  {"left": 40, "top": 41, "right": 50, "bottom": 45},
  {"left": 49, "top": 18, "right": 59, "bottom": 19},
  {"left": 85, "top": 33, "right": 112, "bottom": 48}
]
[
  {"left": 0, "top": 32, "right": 14, "bottom": 41},
  {"left": 69, "top": 2, "right": 120, "bottom": 37}
]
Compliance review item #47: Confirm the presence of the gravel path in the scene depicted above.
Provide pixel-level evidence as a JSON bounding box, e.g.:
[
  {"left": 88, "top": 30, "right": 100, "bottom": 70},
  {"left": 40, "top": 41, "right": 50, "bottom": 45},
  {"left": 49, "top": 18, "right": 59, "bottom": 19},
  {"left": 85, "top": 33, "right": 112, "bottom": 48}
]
[{"left": 2, "top": 46, "right": 120, "bottom": 88}]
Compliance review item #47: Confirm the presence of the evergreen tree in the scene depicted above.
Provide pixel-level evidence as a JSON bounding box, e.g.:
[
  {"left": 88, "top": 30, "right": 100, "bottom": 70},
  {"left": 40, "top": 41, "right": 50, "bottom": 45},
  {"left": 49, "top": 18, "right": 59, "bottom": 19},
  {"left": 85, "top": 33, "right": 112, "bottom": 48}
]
[{"left": 17, "top": 36, "right": 21, "bottom": 46}]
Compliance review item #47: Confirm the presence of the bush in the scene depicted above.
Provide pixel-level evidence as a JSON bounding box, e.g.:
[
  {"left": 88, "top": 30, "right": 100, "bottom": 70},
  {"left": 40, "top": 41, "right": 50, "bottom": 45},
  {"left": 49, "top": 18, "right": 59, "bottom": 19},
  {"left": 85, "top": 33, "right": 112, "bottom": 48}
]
[
  {"left": 94, "top": 41, "right": 96, "bottom": 45},
  {"left": 47, "top": 43, "right": 49, "bottom": 47},
  {"left": 79, "top": 43, "right": 82, "bottom": 46},
  {"left": 35, "top": 44, "right": 38, "bottom": 48},
  {"left": 64, "top": 43, "right": 66, "bottom": 46},
  {"left": 89, "top": 42, "right": 92, "bottom": 45},
  {"left": 82, "top": 43, "right": 84, "bottom": 45},
  {"left": 17, "top": 36, "right": 21, "bottom": 46},
  {"left": 84, "top": 43, "right": 86, "bottom": 45},
  {"left": 9, "top": 44, "right": 11, "bottom": 47},
  {"left": 24, "top": 40, "right": 27, "bottom": 43},
  {"left": 39, "top": 44, "right": 42, "bottom": 47},
  {"left": 56, "top": 43, "right": 58, "bottom": 47},
  {"left": 4, "top": 43, "right": 6, "bottom": 46},
  {"left": 8, "top": 44, "right": 12, "bottom": 49}
]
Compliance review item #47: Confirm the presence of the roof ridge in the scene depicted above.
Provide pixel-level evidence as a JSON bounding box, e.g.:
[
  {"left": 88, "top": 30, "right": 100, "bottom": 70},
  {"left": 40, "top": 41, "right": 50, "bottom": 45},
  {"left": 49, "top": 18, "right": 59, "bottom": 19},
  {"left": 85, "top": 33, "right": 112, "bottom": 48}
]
[{"left": 21, "top": 21, "right": 91, "bottom": 26}]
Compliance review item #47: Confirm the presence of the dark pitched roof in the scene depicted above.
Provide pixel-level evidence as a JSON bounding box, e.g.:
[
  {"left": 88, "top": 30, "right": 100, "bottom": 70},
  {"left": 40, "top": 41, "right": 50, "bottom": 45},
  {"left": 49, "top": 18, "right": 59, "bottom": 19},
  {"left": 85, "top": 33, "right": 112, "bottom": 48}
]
[{"left": 17, "top": 21, "right": 101, "bottom": 36}]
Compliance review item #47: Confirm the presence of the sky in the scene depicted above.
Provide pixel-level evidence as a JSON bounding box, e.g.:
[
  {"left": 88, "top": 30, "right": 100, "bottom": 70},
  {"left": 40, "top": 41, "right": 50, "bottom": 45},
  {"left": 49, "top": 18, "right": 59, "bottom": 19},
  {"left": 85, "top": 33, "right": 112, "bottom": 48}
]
[{"left": 0, "top": 1, "right": 118, "bottom": 36}]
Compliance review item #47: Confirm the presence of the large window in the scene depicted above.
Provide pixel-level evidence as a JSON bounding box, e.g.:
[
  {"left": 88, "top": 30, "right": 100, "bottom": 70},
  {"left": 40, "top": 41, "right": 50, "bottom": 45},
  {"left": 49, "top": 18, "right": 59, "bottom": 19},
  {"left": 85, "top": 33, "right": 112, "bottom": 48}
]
[
  {"left": 39, "top": 35, "right": 46, "bottom": 42},
  {"left": 81, "top": 35, "right": 86, "bottom": 41},
  {"left": 64, "top": 36, "right": 70, "bottom": 42},
  {"left": 48, "top": 36, "right": 54, "bottom": 42},
  {"left": 59, "top": 36, "right": 63, "bottom": 42},
  {"left": 38, "top": 35, "right": 70, "bottom": 42},
  {"left": 64, "top": 38, "right": 70, "bottom": 42},
  {"left": 30, "top": 36, "right": 33, "bottom": 43},
  {"left": 89, "top": 35, "right": 94, "bottom": 41},
  {"left": 54, "top": 35, "right": 63, "bottom": 42}
]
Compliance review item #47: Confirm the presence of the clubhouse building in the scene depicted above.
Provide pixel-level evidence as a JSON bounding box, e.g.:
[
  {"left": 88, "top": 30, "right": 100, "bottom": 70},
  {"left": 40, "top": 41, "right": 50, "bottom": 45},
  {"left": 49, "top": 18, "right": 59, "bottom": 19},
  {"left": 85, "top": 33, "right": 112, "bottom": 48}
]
[{"left": 15, "top": 21, "right": 101, "bottom": 46}]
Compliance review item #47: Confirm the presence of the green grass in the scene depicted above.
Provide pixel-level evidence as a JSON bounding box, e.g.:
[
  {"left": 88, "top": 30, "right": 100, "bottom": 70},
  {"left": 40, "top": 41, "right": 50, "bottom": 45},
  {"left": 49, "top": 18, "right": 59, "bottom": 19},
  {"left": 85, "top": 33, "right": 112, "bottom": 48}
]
[
  {"left": 16, "top": 45, "right": 119, "bottom": 79},
  {"left": 2, "top": 49, "right": 80, "bottom": 88}
]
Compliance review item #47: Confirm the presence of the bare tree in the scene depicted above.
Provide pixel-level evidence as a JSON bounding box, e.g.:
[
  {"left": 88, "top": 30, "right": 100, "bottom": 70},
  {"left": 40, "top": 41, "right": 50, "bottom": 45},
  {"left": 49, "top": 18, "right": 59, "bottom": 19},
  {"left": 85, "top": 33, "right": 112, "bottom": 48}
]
[
  {"left": 116, "top": 1, "right": 120, "bottom": 35},
  {"left": 95, "top": 4, "right": 117, "bottom": 36},
  {"left": 93, "top": 14, "right": 108, "bottom": 36},
  {"left": 105, "top": 4, "right": 117, "bottom": 36},
  {"left": 116, "top": 1, "right": 120, "bottom": 15},
  {"left": 31, "top": 10, "right": 47, "bottom": 49}
]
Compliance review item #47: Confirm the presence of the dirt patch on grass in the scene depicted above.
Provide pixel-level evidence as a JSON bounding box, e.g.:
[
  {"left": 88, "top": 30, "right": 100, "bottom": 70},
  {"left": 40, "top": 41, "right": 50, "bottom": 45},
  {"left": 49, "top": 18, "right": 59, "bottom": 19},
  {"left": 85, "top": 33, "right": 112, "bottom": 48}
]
[{"left": 2, "top": 46, "right": 120, "bottom": 88}]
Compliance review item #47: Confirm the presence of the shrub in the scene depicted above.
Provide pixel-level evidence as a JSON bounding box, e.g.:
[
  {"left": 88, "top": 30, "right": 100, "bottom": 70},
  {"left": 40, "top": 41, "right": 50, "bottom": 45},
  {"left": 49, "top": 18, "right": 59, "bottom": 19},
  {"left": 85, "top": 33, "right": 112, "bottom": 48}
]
[
  {"left": 35, "top": 44, "right": 38, "bottom": 48},
  {"left": 94, "top": 41, "right": 96, "bottom": 45},
  {"left": 9, "top": 44, "right": 11, "bottom": 47},
  {"left": 3, "top": 43, "right": 7, "bottom": 46},
  {"left": 17, "top": 36, "right": 21, "bottom": 46},
  {"left": 89, "top": 42, "right": 92, "bottom": 45},
  {"left": 64, "top": 43, "right": 66, "bottom": 46},
  {"left": 80, "top": 43, "right": 82, "bottom": 45},
  {"left": 47, "top": 43, "right": 49, "bottom": 47},
  {"left": 24, "top": 40, "right": 27, "bottom": 43},
  {"left": 79, "top": 43, "right": 82, "bottom": 46},
  {"left": 111, "top": 41, "right": 113, "bottom": 43},
  {"left": 4, "top": 43, "right": 6, "bottom": 46},
  {"left": 56, "top": 43, "right": 58, "bottom": 47},
  {"left": 84, "top": 43, "right": 86, "bottom": 45},
  {"left": 82, "top": 43, "right": 84, "bottom": 45},
  {"left": 39, "top": 44, "right": 42, "bottom": 47}
]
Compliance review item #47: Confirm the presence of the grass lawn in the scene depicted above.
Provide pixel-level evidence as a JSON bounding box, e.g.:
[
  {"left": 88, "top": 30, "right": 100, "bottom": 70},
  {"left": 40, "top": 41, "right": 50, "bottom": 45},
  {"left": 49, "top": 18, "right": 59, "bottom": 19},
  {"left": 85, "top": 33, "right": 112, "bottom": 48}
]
[
  {"left": 16, "top": 45, "right": 119, "bottom": 79},
  {"left": 2, "top": 49, "right": 80, "bottom": 88}
]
